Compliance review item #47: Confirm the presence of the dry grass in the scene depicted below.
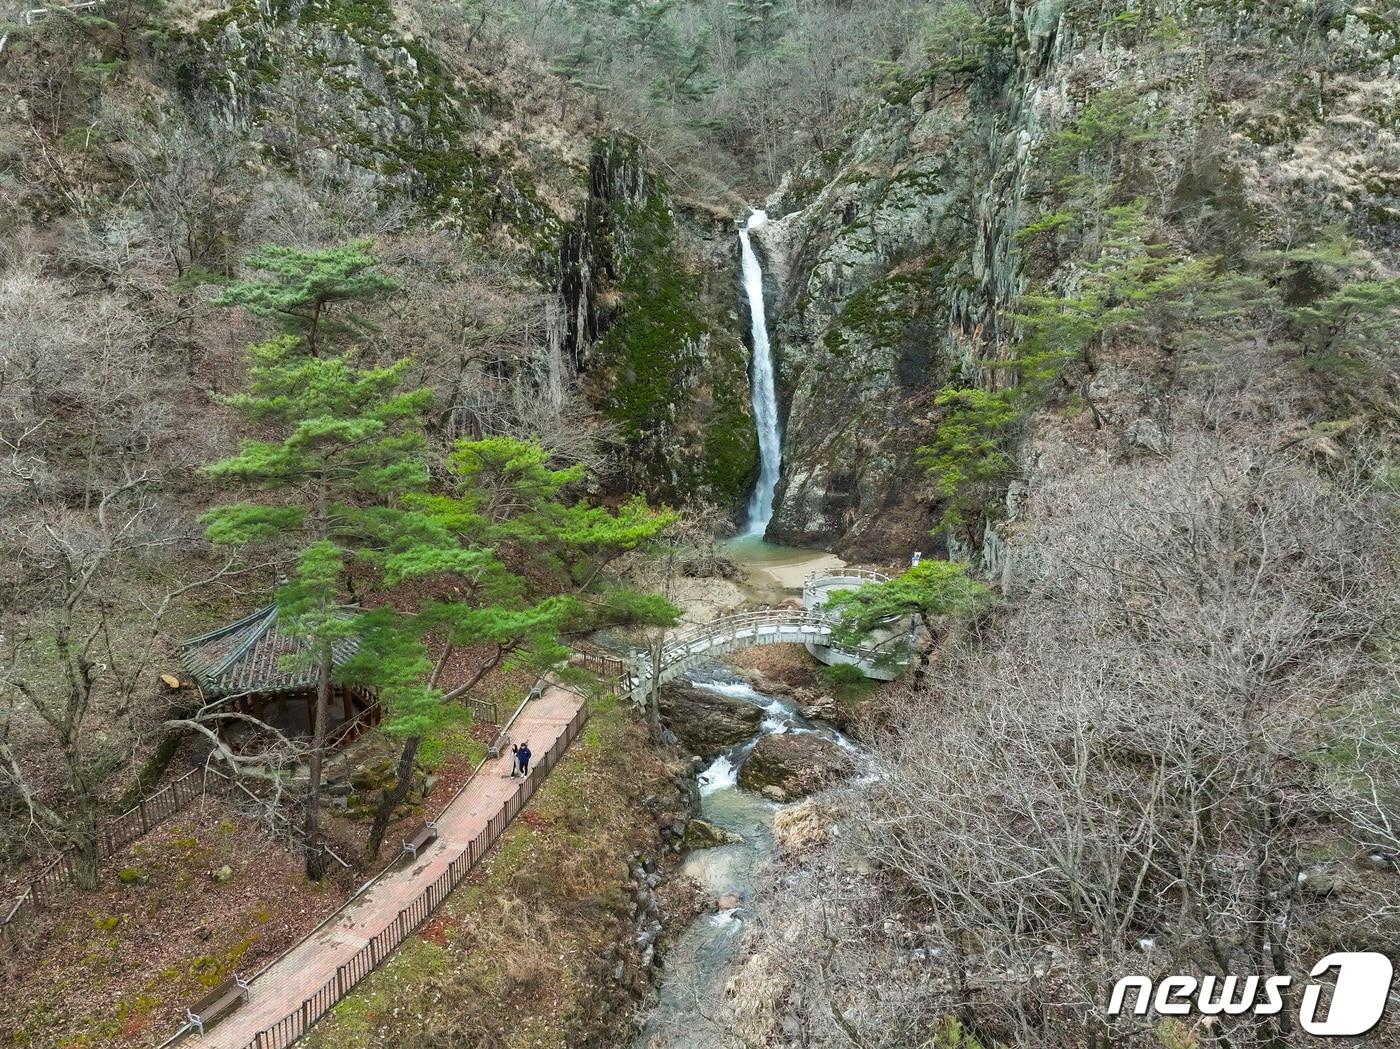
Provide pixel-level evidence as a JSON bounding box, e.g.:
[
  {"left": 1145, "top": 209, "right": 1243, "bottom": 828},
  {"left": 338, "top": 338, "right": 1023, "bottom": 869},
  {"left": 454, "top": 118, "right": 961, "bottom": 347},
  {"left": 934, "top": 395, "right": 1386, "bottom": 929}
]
[
  {"left": 726, "top": 643, "right": 823, "bottom": 690},
  {"left": 305, "top": 699, "right": 689, "bottom": 1049},
  {"left": 0, "top": 800, "right": 346, "bottom": 1049}
]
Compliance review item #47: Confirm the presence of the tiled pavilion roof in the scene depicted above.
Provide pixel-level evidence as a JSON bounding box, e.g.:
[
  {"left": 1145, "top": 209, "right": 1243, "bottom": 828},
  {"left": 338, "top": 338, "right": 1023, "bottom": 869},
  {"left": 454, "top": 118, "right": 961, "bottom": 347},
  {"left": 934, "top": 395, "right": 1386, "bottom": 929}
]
[{"left": 179, "top": 604, "right": 363, "bottom": 698}]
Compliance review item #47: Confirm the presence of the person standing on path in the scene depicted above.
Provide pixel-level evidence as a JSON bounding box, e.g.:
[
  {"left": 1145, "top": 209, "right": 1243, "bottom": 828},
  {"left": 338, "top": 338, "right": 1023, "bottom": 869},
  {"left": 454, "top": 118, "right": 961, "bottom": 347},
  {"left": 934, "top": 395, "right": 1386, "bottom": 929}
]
[
  {"left": 517, "top": 742, "right": 532, "bottom": 778},
  {"left": 507, "top": 743, "right": 522, "bottom": 778}
]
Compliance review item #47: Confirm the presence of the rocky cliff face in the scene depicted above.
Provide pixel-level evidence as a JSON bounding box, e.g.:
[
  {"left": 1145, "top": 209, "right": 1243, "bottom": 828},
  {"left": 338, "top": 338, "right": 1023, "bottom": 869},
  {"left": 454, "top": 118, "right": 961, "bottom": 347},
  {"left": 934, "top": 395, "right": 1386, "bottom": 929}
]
[
  {"left": 560, "top": 141, "right": 758, "bottom": 508},
  {"left": 718, "top": 2, "right": 1400, "bottom": 1040},
  {"left": 173, "top": 0, "right": 580, "bottom": 247},
  {"left": 747, "top": 6, "right": 1070, "bottom": 560},
  {"left": 749, "top": 0, "right": 1396, "bottom": 562},
  {"left": 11, "top": 0, "right": 1390, "bottom": 551},
  {"left": 176, "top": 2, "right": 757, "bottom": 508},
  {"left": 750, "top": 112, "right": 968, "bottom": 558}
]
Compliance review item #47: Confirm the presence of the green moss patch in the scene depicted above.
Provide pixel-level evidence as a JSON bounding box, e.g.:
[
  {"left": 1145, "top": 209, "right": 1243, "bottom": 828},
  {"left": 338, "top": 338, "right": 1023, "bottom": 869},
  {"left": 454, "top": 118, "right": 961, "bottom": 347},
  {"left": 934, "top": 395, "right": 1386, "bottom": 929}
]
[{"left": 583, "top": 140, "right": 758, "bottom": 508}]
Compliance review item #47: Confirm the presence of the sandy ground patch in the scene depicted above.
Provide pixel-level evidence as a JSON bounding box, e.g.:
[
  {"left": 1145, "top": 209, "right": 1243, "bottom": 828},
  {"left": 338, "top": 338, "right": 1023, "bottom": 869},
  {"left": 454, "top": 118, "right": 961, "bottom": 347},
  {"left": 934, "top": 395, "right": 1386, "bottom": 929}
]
[{"left": 671, "top": 576, "right": 749, "bottom": 625}]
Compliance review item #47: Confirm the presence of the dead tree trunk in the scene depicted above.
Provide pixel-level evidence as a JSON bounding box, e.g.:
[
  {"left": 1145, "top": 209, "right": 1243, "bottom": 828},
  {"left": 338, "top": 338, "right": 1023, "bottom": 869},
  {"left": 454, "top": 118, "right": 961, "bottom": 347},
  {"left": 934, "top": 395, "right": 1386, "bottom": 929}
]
[{"left": 116, "top": 695, "right": 200, "bottom": 812}]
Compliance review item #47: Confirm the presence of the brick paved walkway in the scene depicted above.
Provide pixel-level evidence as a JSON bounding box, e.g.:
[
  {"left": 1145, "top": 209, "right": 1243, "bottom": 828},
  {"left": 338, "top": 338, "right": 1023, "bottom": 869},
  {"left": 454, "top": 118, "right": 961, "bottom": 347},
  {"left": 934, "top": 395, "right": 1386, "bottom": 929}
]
[{"left": 186, "top": 683, "right": 586, "bottom": 1048}]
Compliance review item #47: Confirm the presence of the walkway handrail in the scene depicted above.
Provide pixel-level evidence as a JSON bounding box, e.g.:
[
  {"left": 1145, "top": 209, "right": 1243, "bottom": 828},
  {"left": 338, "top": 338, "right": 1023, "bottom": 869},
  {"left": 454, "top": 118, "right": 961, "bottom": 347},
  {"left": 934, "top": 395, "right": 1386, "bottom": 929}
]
[
  {"left": 573, "top": 648, "right": 629, "bottom": 676},
  {"left": 229, "top": 700, "right": 591, "bottom": 1049},
  {"left": 803, "top": 567, "right": 890, "bottom": 590},
  {"left": 0, "top": 764, "right": 237, "bottom": 946}
]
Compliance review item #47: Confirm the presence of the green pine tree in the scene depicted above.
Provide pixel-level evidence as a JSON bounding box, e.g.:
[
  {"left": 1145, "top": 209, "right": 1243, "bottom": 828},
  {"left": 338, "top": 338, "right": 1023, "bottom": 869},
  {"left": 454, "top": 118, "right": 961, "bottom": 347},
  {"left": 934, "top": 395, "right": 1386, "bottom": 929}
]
[
  {"left": 825, "top": 561, "right": 987, "bottom": 649},
  {"left": 825, "top": 561, "right": 988, "bottom": 683},
  {"left": 925, "top": 202, "right": 1269, "bottom": 540},
  {"left": 202, "top": 331, "right": 431, "bottom": 878},
  {"left": 355, "top": 436, "right": 674, "bottom": 858},
  {"left": 339, "top": 606, "right": 458, "bottom": 863},
  {"left": 212, "top": 241, "right": 400, "bottom": 355},
  {"left": 918, "top": 387, "right": 1021, "bottom": 533},
  {"left": 1271, "top": 240, "right": 1400, "bottom": 409}
]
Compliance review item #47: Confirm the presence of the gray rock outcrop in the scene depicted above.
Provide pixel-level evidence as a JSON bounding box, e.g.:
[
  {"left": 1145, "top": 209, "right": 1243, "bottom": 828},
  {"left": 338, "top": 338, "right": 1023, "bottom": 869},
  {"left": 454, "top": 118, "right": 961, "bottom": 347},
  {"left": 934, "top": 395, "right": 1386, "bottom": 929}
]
[
  {"left": 738, "top": 733, "right": 854, "bottom": 800},
  {"left": 658, "top": 684, "right": 762, "bottom": 759}
]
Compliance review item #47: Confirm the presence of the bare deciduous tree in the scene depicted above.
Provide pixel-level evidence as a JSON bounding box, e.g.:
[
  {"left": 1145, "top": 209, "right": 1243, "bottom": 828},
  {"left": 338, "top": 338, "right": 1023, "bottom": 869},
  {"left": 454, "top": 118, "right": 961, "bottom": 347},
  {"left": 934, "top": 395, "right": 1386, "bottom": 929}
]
[
  {"left": 0, "top": 265, "right": 224, "bottom": 878},
  {"left": 737, "top": 442, "right": 1397, "bottom": 1049},
  {"left": 619, "top": 499, "right": 730, "bottom": 739}
]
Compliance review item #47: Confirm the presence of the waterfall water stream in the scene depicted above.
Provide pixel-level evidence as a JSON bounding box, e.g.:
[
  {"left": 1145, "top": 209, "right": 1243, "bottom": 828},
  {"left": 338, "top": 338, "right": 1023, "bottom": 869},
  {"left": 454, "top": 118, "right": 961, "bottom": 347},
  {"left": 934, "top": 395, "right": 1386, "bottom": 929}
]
[
  {"left": 632, "top": 672, "right": 865, "bottom": 1049},
  {"left": 740, "top": 210, "right": 781, "bottom": 536}
]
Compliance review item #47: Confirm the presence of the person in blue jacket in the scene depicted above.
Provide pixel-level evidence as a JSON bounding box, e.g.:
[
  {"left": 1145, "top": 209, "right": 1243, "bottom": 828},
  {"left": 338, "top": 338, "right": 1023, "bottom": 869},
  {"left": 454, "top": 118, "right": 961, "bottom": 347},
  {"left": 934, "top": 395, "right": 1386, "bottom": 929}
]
[{"left": 517, "top": 742, "right": 532, "bottom": 777}]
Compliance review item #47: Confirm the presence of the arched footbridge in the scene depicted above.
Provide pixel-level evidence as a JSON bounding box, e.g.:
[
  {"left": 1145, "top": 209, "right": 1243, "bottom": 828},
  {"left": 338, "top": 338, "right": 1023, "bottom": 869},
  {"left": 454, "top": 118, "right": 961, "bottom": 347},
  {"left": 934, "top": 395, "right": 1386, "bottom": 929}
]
[{"left": 594, "top": 568, "right": 911, "bottom": 705}]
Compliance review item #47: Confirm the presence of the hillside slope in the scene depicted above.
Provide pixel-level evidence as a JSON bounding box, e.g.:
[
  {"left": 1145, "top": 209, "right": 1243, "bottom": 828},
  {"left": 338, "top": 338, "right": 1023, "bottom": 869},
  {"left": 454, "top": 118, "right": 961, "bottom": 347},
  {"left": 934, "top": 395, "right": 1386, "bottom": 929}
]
[
  {"left": 752, "top": 0, "right": 1398, "bottom": 558},
  {"left": 0, "top": 0, "right": 758, "bottom": 854},
  {"left": 724, "top": 2, "right": 1400, "bottom": 1045}
]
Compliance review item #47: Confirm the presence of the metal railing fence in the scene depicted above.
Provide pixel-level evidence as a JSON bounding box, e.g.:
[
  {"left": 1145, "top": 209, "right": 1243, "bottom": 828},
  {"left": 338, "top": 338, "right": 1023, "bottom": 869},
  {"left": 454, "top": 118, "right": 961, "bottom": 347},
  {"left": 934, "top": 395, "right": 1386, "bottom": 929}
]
[{"left": 228, "top": 701, "right": 590, "bottom": 1049}]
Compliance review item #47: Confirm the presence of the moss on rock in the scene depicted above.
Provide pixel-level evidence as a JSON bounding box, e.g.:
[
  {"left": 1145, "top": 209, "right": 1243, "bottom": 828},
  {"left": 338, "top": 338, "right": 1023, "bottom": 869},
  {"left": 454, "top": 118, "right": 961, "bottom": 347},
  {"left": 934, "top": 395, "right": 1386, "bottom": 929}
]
[
  {"left": 576, "top": 139, "right": 758, "bottom": 509},
  {"left": 173, "top": 0, "right": 558, "bottom": 248}
]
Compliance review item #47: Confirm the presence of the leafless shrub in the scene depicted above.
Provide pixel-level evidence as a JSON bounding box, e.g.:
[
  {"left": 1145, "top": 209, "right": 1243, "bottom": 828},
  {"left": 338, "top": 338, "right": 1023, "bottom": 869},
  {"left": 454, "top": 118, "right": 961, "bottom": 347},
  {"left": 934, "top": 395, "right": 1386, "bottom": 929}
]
[
  {"left": 163, "top": 696, "right": 315, "bottom": 846},
  {"left": 740, "top": 440, "right": 1397, "bottom": 1048}
]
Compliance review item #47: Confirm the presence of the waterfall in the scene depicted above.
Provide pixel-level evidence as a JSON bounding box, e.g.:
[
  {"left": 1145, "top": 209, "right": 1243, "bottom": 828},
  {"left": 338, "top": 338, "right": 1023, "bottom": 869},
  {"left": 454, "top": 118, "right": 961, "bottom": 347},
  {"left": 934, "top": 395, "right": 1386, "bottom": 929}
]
[{"left": 740, "top": 209, "right": 781, "bottom": 536}]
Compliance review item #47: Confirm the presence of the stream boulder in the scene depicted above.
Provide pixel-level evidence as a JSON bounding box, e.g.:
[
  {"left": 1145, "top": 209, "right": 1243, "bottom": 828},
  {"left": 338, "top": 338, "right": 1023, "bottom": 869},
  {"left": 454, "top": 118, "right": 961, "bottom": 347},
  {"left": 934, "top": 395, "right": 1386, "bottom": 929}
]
[
  {"left": 658, "top": 684, "right": 762, "bottom": 759},
  {"left": 738, "top": 733, "right": 854, "bottom": 800},
  {"left": 684, "top": 818, "right": 741, "bottom": 849}
]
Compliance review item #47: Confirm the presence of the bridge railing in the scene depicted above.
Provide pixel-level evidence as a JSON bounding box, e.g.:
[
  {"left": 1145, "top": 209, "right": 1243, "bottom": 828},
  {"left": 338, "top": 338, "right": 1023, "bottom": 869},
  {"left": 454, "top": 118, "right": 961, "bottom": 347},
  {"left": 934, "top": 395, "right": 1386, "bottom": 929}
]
[
  {"left": 22, "top": 0, "right": 104, "bottom": 23},
  {"left": 661, "top": 608, "right": 831, "bottom": 670},
  {"left": 611, "top": 568, "right": 917, "bottom": 704},
  {"left": 803, "top": 567, "right": 890, "bottom": 605},
  {"left": 617, "top": 608, "right": 831, "bottom": 698},
  {"left": 572, "top": 648, "right": 629, "bottom": 677},
  {"left": 668, "top": 607, "right": 829, "bottom": 649},
  {"left": 617, "top": 606, "right": 914, "bottom": 702},
  {"left": 804, "top": 567, "right": 889, "bottom": 588}
]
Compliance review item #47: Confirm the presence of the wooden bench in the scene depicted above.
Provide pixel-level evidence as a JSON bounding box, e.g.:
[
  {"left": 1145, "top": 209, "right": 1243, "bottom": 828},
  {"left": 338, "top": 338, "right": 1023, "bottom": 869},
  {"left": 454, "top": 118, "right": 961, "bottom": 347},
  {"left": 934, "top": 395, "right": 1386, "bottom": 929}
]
[
  {"left": 185, "top": 974, "right": 250, "bottom": 1036},
  {"left": 487, "top": 732, "right": 510, "bottom": 759},
  {"left": 401, "top": 820, "right": 438, "bottom": 860}
]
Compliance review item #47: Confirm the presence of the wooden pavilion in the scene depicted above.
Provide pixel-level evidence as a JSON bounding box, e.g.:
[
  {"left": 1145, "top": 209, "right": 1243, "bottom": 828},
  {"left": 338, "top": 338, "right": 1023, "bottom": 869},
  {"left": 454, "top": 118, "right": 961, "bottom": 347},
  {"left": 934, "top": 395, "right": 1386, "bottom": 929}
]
[{"left": 178, "top": 604, "right": 379, "bottom": 743}]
